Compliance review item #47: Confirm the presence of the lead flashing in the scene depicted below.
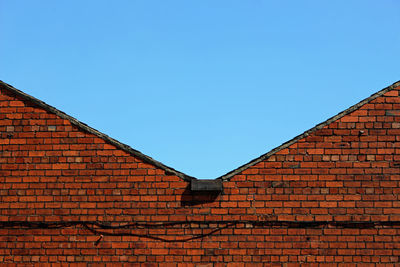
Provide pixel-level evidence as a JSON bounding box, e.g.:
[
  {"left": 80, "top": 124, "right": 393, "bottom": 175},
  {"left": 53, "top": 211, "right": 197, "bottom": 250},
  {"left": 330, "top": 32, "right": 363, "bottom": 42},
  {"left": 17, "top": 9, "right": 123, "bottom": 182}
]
[{"left": 191, "top": 179, "right": 223, "bottom": 191}]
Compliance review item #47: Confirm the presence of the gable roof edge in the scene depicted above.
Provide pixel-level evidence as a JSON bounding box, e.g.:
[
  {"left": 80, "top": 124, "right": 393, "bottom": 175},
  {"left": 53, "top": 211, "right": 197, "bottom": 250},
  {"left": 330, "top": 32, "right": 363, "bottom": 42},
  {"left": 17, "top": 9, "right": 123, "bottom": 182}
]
[
  {"left": 219, "top": 80, "right": 400, "bottom": 181},
  {"left": 0, "top": 80, "right": 194, "bottom": 182}
]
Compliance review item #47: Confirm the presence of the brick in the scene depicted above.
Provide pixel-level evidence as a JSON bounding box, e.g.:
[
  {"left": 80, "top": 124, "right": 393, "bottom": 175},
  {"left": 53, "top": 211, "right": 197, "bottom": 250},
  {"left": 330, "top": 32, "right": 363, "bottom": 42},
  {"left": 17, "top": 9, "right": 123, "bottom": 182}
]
[
  {"left": 1, "top": 81, "right": 400, "bottom": 265},
  {"left": 307, "top": 149, "right": 324, "bottom": 155}
]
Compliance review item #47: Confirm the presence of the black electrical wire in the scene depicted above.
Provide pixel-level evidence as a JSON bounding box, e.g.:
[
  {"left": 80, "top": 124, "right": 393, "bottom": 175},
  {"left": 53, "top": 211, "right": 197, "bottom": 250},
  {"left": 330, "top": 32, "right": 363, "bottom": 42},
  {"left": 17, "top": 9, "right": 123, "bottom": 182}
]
[
  {"left": 83, "top": 222, "right": 236, "bottom": 242},
  {"left": 1, "top": 220, "right": 400, "bottom": 242}
]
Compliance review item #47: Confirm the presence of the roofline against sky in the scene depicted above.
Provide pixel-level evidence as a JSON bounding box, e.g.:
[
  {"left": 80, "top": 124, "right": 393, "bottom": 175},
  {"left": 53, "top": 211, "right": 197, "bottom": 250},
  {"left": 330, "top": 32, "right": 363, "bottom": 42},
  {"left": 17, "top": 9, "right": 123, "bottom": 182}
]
[
  {"left": 0, "top": 80, "right": 194, "bottom": 182},
  {"left": 1, "top": 79, "right": 399, "bottom": 182},
  {"left": 220, "top": 79, "right": 400, "bottom": 181}
]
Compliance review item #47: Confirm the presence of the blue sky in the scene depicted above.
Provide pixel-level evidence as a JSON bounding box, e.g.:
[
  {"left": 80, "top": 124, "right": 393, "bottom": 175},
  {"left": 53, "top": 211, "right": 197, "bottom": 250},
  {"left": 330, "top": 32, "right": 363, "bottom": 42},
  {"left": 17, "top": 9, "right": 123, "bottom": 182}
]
[{"left": 1, "top": 1, "right": 399, "bottom": 178}]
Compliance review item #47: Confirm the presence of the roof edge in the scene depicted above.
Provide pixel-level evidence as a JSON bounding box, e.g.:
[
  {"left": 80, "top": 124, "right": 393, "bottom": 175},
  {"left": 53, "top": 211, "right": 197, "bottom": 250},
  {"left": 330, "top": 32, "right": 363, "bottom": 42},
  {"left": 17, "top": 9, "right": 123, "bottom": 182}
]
[
  {"left": 0, "top": 80, "right": 194, "bottom": 182},
  {"left": 219, "top": 80, "right": 400, "bottom": 181}
]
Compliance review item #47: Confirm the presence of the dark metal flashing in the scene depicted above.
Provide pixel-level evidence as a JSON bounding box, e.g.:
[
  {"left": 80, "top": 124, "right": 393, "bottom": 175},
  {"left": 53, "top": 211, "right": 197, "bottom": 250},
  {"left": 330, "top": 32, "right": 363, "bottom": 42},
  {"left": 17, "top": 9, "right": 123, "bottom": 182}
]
[
  {"left": 191, "top": 179, "right": 222, "bottom": 191},
  {"left": 1, "top": 80, "right": 399, "bottom": 182},
  {"left": 219, "top": 80, "right": 400, "bottom": 181},
  {"left": 0, "top": 80, "right": 194, "bottom": 182}
]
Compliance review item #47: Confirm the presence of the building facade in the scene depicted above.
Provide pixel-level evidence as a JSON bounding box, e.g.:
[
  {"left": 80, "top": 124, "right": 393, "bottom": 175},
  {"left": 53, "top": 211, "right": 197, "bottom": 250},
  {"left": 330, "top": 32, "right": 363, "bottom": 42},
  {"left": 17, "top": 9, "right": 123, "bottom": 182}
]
[{"left": 1, "top": 80, "right": 400, "bottom": 266}]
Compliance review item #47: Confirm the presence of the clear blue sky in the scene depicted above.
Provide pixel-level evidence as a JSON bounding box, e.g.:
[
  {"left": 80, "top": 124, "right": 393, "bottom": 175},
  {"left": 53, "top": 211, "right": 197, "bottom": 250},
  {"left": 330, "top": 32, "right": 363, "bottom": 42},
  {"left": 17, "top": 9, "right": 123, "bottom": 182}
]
[{"left": 1, "top": 1, "right": 399, "bottom": 178}]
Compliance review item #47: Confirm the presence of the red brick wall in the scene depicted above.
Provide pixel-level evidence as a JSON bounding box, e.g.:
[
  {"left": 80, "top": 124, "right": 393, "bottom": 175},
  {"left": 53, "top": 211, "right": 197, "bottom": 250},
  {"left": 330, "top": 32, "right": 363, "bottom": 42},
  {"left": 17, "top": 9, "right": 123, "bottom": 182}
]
[{"left": 1, "top": 81, "right": 400, "bottom": 266}]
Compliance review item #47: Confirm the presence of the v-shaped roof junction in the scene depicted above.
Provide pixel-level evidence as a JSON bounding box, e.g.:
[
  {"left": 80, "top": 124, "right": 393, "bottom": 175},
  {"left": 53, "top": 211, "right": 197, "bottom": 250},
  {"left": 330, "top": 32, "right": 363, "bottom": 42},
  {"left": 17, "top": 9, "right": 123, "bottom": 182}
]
[{"left": 1, "top": 80, "right": 399, "bottom": 182}]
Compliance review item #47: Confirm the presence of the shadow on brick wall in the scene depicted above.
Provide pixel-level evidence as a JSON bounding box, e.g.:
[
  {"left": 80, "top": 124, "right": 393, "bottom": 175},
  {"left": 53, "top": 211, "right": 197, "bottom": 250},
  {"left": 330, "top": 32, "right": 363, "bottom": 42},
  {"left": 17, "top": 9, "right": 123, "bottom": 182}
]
[{"left": 180, "top": 184, "right": 220, "bottom": 207}]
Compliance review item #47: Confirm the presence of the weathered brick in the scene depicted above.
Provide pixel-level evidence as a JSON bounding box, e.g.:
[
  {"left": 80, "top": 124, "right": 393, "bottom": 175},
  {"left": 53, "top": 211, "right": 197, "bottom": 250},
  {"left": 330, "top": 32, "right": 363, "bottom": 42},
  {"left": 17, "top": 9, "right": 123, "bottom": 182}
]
[{"left": 1, "top": 80, "right": 400, "bottom": 265}]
